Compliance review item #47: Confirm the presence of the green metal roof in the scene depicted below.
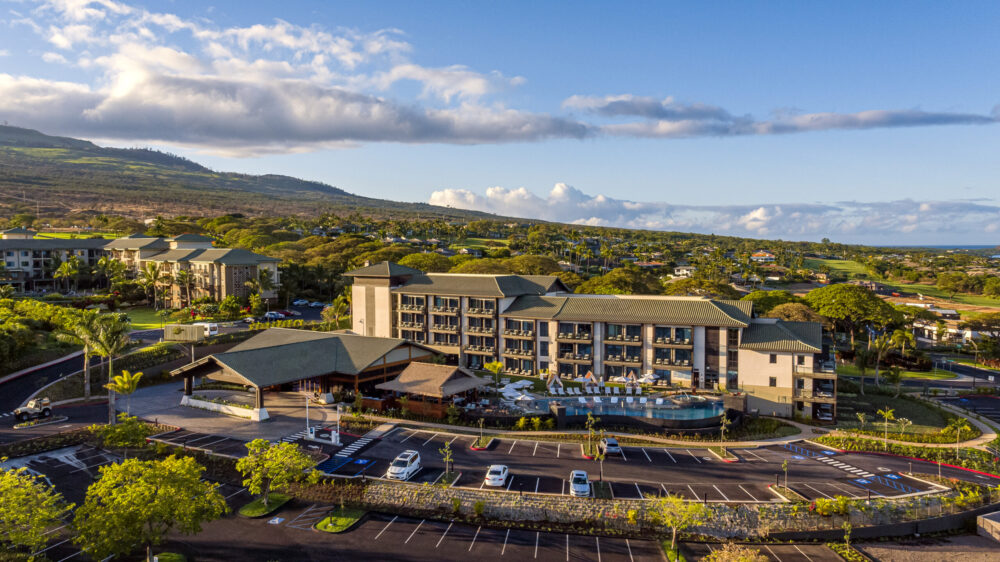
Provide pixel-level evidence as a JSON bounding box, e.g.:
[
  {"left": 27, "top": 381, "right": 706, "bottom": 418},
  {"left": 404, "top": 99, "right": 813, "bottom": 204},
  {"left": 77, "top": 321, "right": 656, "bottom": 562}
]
[
  {"left": 170, "top": 233, "right": 215, "bottom": 242},
  {"left": 501, "top": 295, "right": 752, "bottom": 327},
  {"left": 393, "top": 273, "right": 566, "bottom": 297},
  {"left": 171, "top": 328, "right": 430, "bottom": 388},
  {"left": 375, "top": 363, "right": 487, "bottom": 398},
  {"left": 1, "top": 227, "right": 36, "bottom": 235},
  {"left": 739, "top": 320, "right": 822, "bottom": 353},
  {"left": 344, "top": 261, "right": 423, "bottom": 277},
  {"left": 131, "top": 247, "right": 277, "bottom": 265},
  {"left": 104, "top": 237, "right": 170, "bottom": 250}
]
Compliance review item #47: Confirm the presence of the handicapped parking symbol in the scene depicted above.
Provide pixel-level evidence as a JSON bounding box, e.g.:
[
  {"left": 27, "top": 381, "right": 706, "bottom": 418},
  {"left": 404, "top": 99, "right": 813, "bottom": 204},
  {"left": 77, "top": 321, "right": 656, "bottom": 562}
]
[
  {"left": 792, "top": 455, "right": 805, "bottom": 460},
  {"left": 354, "top": 459, "right": 368, "bottom": 465},
  {"left": 268, "top": 517, "right": 285, "bottom": 525},
  {"left": 855, "top": 479, "right": 871, "bottom": 484},
  {"left": 884, "top": 474, "right": 900, "bottom": 480},
  {"left": 822, "top": 450, "right": 837, "bottom": 455}
]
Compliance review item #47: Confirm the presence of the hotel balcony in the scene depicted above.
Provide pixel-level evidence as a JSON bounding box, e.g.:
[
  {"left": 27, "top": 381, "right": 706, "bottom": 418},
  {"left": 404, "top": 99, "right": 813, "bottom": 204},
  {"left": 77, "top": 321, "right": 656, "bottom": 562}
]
[
  {"left": 555, "top": 332, "right": 592, "bottom": 343},
  {"left": 652, "top": 357, "right": 692, "bottom": 367},
  {"left": 558, "top": 353, "right": 592, "bottom": 364},
  {"left": 603, "top": 334, "right": 642, "bottom": 344},
  {"left": 652, "top": 337, "right": 693, "bottom": 348},
  {"left": 503, "top": 329, "right": 535, "bottom": 339},
  {"left": 467, "top": 325, "right": 496, "bottom": 335},
  {"left": 430, "top": 324, "right": 459, "bottom": 333},
  {"left": 399, "top": 303, "right": 426, "bottom": 312},
  {"left": 430, "top": 306, "right": 460, "bottom": 314},
  {"left": 463, "top": 345, "right": 496, "bottom": 355},
  {"left": 465, "top": 307, "right": 496, "bottom": 317},
  {"left": 604, "top": 355, "right": 641, "bottom": 365},
  {"left": 501, "top": 348, "right": 534, "bottom": 358},
  {"left": 793, "top": 363, "right": 837, "bottom": 377},
  {"left": 794, "top": 388, "right": 837, "bottom": 403},
  {"left": 399, "top": 321, "right": 425, "bottom": 330}
]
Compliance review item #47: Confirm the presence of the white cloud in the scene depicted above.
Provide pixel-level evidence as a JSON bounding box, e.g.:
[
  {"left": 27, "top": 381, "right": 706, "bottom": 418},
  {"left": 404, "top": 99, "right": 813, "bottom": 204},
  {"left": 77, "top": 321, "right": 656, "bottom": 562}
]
[
  {"left": 41, "top": 52, "right": 68, "bottom": 64},
  {"left": 430, "top": 184, "right": 1000, "bottom": 244}
]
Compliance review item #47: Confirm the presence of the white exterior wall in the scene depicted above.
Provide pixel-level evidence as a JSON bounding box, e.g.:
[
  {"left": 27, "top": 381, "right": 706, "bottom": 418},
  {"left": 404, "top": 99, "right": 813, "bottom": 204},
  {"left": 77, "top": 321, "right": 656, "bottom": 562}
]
[
  {"left": 352, "top": 285, "right": 368, "bottom": 334},
  {"left": 693, "top": 326, "right": 706, "bottom": 387},
  {"left": 374, "top": 285, "right": 393, "bottom": 338},
  {"left": 738, "top": 349, "right": 794, "bottom": 417}
]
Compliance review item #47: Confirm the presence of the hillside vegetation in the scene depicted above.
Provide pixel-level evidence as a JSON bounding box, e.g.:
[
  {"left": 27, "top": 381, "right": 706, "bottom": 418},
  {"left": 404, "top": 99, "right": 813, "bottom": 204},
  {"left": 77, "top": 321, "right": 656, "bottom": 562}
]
[{"left": 0, "top": 125, "right": 497, "bottom": 221}]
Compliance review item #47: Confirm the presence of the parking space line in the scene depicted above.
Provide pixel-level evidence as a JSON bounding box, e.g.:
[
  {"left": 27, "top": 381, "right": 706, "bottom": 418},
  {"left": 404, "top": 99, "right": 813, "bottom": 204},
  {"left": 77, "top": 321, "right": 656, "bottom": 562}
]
[
  {"left": 620, "top": 448, "right": 628, "bottom": 462},
  {"left": 660, "top": 483, "right": 669, "bottom": 495},
  {"left": 72, "top": 459, "right": 114, "bottom": 473},
  {"left": 625, "top": 539, "right": 634, "bottom": 562},
  {"left": 765, "top": 545, "right": 783, "bottom": 561},
  {"left": 404, "top": 519, "right": 424, "bottom": 543},
  {"left": 199, "top": 436, "right": 232, "bottom": 448},
  {"left": 829, "top": 483, "right": 861, "bottom": 497},
  {"left": 687, "top": 484, "right": 698, "bottom": 499},
  {"left": 635, "top": 483, "right": 643, "bottom": 497},
  {"left": 739, "top": 484, "right": 760, "bottom": 502},
  {"left": 448, "top": 435, "right": 459, "bottom": 445},
  {"left": 713, "top": 485, "right": 729, "bottom": 502},
  {"left": 507, "top": 477, "right": 515, "bottom": 491},
  {"left": 374, "top": 515, "right": 398, "bottom": 540},
  {"left": 557, "top": 443, "right": 561, "bottom": 458},
  {"left": 565, "top": 534, "right": 570, "bottom": 561},
  {"left": 533, "top": 441, "right": 539, "bottom": 456},
  {"left": 595, "top": 536, "right": 602, "bottom": 562},
  {"left": 744, "top": 449, "right": 767, "bottom": 462},
  {"left": 436, "top": 522, "right": 453, "bottom": 548},
  {"left": 608, "top": 482, "right": 615, "bottom": 499},
  {"left": 502, "top": 529, "right": 510, "bottom": 555},
  {"left": 794, "top": 545, "right": 814, "bottom": 561},
  {"left": 686, "top": 449, "right": 702, "bottom": 463},
  {"left": 400, "top": 431, "right": 417, "bottom": 443},
  {"left": 535, "top": 478, "right": 540, "bottom": 493},
  {"left": 803, "top": 483, "right": 832, "bottom": 498},
  {"left": 31, "top": 538, "right": 72, "bottom": 556},
  {"left": 43, "top": 524, "right": 67, "bottom": 536},
  {"left": 509, "top": 440, "right": 518, "bottom": 454},
  {"left": 534, "top": 532, "right": 539, "bottom": 559},
  {"left": 431, "top": 471, "right": 445, "bottom": 485},
  {"left": 468, "top": 526, "right": 481, "bottom": 551},
  {"left": 561, "top": 479, "right": 566, "bottom": 495},
  {"left": 663, "top": 449, "right": 677, "bottom": 463},
  {"left": 423, "top": 433, "right": 439, "bottom": 446},
  {"left": 56, "top": 551, "right": 82, "bottom": 562},
  {"left": 225, "top": 487, "right": 247, "bottom": 500},
  {"left": 641, "top": 448, "right": 652, "bottom": 462}
]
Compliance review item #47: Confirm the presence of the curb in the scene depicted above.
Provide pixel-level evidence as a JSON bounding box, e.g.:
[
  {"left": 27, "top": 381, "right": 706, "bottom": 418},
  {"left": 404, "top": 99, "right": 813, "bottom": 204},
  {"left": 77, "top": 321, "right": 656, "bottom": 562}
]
[
  {"left": 470, "top": 437, "right": 495, "bottom": 451},
  {"left": 13, "top": 415, "right": 69, "bottom": 429},
  {"left": 0, "top": 351, "right": 85, "bottom": 385},
  {"left": 707, "top": 447, "right": 739, "bottom": 463},
  {"left": 803, "top": 438, "right": 846, "bottom": 454},
  {"left": 856, "top": 451, "right": 1000, "bottom": 479}
]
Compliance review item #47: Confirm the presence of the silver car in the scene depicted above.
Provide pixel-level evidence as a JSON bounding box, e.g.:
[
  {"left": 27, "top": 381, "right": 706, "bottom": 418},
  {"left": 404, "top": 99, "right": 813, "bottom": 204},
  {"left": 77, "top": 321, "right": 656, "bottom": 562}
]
[{"left": 569, "top": 470, "right": 590, "bottom": 497}]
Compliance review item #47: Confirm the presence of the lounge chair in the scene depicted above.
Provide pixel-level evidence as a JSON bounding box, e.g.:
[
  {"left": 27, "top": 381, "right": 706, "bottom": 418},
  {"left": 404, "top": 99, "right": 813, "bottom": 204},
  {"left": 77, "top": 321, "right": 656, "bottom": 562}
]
[
  {"left": 639, "top": 397, "right": 648, "bottom": 405},
  {"left": 604, "top": 387, "right": 612, "bottom": 396},
  {"left": 594, "top": 396, "right": 602, "bottom": 404},
  {"left": 655, "top": 398, "right": 664, "bottom": 405},
  {"left": 636, "top": 387, "right": 643, "bottom": 396},
  {"left": 558, "top": 387, "right": 566, "bottom": 396},
  {"left": 574, "top": 387, "right": 582, "bottom": 396},
  {"left": 578, "top": 397, "right": 587, "bottom": 404},
  {"left": 613, "top": 386, "right": 620, "bottom": 395},
  {"left": 610, "top": 396, "right": 619, "bottom": 405},
  {"left": 626, "top": 396, "right": 634, "bottom": 405}
]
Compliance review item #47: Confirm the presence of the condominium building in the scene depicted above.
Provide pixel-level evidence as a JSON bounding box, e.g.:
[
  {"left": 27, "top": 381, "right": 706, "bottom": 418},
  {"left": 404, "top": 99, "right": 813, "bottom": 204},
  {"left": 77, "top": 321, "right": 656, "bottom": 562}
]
[
  {"left": 345, "top": 261, "right": 836, "bottom": 420},
  {"left": 1, "top": 227, "right": 108, "bottom": 291},
  {"left": 105, "top": 234, "right": 280, "bottom": 306}
]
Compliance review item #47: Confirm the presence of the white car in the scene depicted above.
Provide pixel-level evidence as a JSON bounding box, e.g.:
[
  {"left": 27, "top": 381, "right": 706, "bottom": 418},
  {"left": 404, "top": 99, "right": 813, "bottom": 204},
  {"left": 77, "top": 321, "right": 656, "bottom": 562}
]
[
  {"left": 263, "top": 311, "right": 284, "bottom": 320},
  {"left": 599, "top": 437, "right": 621, "bottom": 455},
  {"left": 309, "top": 301, "right": 326, "bottom": 308},
  {"left": 569, "top": 470, "right": 590, "bottom": 497},
  {"left": 292, "top": 299, "right": 309, "bottom": 306},
  {"left": 483, "top": 464, "right": 509, "bottom": 487},
  {"left": 386, "top": 450, "right": 421, "bottom": 481}
]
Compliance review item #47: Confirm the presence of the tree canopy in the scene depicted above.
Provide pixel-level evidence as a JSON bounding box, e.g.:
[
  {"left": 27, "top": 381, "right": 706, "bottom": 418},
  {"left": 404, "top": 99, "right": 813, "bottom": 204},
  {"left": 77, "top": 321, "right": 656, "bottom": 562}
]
[
  {"left": 398, "top": 252, "right": 452, "bottom": 273},
  {"left": 576, "top": 267, "right": 664, "bottom": 295},
  {"left": 740, "top": 290, "right": 801, "bottom": 314},
  {"left": 236, "top": 439, "right": 318, "bottom": 507},
  {"left": 805, "top": 284, "right": 899, "bottom": 342},
  {"left": 0, "top": 463, "right": 73, "bottom": 555}
]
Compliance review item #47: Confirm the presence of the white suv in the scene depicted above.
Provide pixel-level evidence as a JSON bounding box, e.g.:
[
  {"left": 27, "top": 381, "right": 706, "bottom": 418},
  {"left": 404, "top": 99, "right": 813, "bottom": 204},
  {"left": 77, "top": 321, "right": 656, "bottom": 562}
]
[{"left": 386, "top": 450, "right": 422, "bottom": 481}]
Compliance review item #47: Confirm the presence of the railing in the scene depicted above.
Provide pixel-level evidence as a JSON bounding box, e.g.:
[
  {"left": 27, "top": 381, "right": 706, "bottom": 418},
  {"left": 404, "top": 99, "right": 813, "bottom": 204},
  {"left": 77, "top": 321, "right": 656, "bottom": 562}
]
[
  {"left": 466, "top": 307, "right": 496, "bottom": 315},
  {"left": 603, "top": 334, "right": 642, "bottom": 343},
  {"left": 467, "top": 325, "right": 496, "bottom": 334},
  {"left": 604, "top": 355, "right": 641, "bottom": 364},
  {"left": 399, "top": 303, "right": 425, "bottom": 311},
  {"left": 503, "top": 329, "right": 535, "bottom": 338},
  {"left": 399, "top": 321, "right": 425, "bottom": 329},
  {"left": 556, "top": 332, "right": 592, "bottom": 341},
  {"left": 653, "top": 337, "right": 692, "bottom": 345},
  {"left": 431, "top": 306, "right": 460, "bottom": 313},
  {"left": 794, "top": 363, "right": 837, "bottom": 375},
  {"left": 502, "top": 348, "right": 534, "bottom": 357},
  {"left": 653, "top": 358, "right": 691, "bottom": 366},
  {"left": 464, "top": 345, "right": 496, "bottom": 354},
  {"left": 430, "top": 324, "right": 459, "bottom": 332},
  {"left": 560, "top": 353, "right": 592, "bottom": 362}
]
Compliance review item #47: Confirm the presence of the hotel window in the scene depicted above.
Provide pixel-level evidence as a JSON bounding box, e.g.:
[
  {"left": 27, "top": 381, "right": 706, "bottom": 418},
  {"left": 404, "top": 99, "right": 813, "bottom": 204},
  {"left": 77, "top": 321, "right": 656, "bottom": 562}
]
[
  {"left": 538, "top": 322, "right": 548, "bottom": 337},
  {"left": 727, "top": 328, "right": 739, "bottom": 347},
  {"left": 797, "top": 355, "right": 805, "bottom": 365},
  {"left": 539, "top": 341, "right": 549, "bottom": 357},
  {"left": 769, "top": 377, "right": 777, "bottom": 387},
  {"left": 769, "top": 354, "right": 777, "bottom": 364}
]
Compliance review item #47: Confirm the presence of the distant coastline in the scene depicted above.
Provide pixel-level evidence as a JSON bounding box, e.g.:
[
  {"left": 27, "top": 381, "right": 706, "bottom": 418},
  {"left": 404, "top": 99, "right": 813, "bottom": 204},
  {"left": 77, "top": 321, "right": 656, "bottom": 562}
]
[{"left": 888, "top": 244, "right": 1000, "bottom": 250}]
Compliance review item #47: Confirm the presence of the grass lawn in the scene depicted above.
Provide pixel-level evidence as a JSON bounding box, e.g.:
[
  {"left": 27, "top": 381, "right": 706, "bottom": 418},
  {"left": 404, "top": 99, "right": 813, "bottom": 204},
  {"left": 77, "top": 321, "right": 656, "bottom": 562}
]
[
  {"left": 35, "top": 231, "right": 118, "bottom": 239},
  {"left": 837, "top": 363, "right": 956, "bottom": 380},
  {"left": 836, "top": 392, "right": 954, "bottom": 435},
  {"left": 955, "top": 359, "right": 1000, "bottom": 373},
  {"left": 876, "top": 279, "right": 1000, "bottom": 307},
  {"left": 450, "top": 237, "right": 510, "bottom": 250},
  {"left": 151, "top": 554, "right": 186, "bottom": 562},
  {"left": 660, "top": 542, "right": 688, "bottom": 562},
  {"left": 315, "top": 507, "right": 366, "bottom": 533},
  {"left": 238, "top": 492, "right": 291, "bottom": 517},
  {"left": 124, "top": 307, "right": 168, "bottom": 331},
  {"left": 803, "top": 258, "right": 868, "bottom": 278}
]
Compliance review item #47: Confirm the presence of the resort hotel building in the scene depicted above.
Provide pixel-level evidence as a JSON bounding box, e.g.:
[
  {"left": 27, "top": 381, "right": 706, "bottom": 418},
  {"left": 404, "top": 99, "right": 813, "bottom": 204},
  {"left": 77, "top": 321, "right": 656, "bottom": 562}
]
[{"left": 346, "top": 261, "right": 837, "bottom": 420}]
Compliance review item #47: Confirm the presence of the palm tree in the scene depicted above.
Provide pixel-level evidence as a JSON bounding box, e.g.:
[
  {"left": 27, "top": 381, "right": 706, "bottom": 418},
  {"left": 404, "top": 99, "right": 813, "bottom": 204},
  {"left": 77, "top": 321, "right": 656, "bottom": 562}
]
[
  {"left": 54, "top": 260, "right": 78, "bottom": 293},
  {"left": 0, "top": 284, "right": 14, "bottom": 299},
  {"left": 321, "top": 296, "right": 349, "bottom": 328},
  {"left": 105, "top": 370, "right": 143, "bottom": 415},
  {"left": 483, "top": 360, "right": 504, "bottom": 400},
  {"left": 877, "top": 407, "right": 895, "bottom": 449},
  {"left": 870, "top": 333, "right": 893, "bottom": 387},
  {"left": 883, "top": 366, "right": 904, "bottom": 398},
  {"left": 946, "top": 418, "right": 973, "bottom": 454},
  {"left": 92, "top": 314, "right": 132, "bottom": 424},
  {"left": 891, "top": 329, "right": 915, "bottom": 358},
  {"left": 174, "top": 269, "right": 193, "bottom": 308},
  {"left": 57, "top": 310, "right": 101, "bottom": 401},
  {"left": 138, "top": 262, "right": 161, "bottom": 308}
]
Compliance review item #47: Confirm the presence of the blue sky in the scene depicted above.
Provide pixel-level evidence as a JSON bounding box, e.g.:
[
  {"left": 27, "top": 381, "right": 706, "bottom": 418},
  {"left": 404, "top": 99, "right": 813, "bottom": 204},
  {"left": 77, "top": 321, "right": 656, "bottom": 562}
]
[{"left": 1, "top": 1, "right": 998, "bottom": 244}]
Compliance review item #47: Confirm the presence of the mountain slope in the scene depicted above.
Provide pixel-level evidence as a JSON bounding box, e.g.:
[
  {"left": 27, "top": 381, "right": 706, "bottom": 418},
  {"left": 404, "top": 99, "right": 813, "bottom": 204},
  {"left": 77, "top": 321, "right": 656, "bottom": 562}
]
[{"left": 0, "top": 125, "right": 496, "bottom": 220}]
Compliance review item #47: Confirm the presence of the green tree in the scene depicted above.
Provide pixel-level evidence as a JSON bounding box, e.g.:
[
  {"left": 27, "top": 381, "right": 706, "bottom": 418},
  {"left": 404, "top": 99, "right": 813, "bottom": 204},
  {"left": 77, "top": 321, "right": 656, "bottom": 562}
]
[
  {"left": 945, "top": 418, "right": 973, "bottom": 454},
  {"left": 57, "top": 309, "right": 101, "bottom": 401},
  {"left": 891, "top": 328, "right": 915, "bottom": 357},
  {"left": 236, "top": 439, "right": 317, "bottom": 508},
  {"left": 105, "top": 369, "right": 143, "bottom": 415},
  {"left": 0, "top": 463, "right": 74, "bottom": 557},
  {"left": 869, "top": 333, "right": 893, "bottom": 387},
  {"left": 321, "top": 295, "right": 349, "bottom": 328},
  {"left": 766, "top": 302, "right": 825, "bottom": 325},
  {"left": 882, "top": 366, "right": 903, "bottom": 398},
  {"left": 877, "top": 407, "right": 895, "bottom": 449},
  {"left": 806, "top": 284, "right": 899, "bottom": 345},
  {"left": 483, "top": 360, "right": 504, "bottom": 398},
  {"left": 92, "top": 313, "right": 132, "bottom": 424},
  {"left": 645, "top": 493, "right": 711, "bottom": 554},
  {"left": 174, "top": 269, "right": 193, "bottom": 308},
  {"left": 398, "top": 252, "right": 452, "bottom": 272},
  {"left": 740, "top": 290, "right": 801, "bottom": 315},
  {"left": 54, "top": 258, "right": 79, "bottom": 292},
  {"left": 703, "top": 543, "right": 769, "bottom": 562},
  {"left": 855, "top": 412, "right": 868, "bottom": 432},
  {"left": 662, "top": 277, "right": 741, "bottom": 299},
  {"left": 219, "top": 295, "right": 242, "bottom": 319},
  {"left": 73, "top": 456, "right": 227, "bottom": 562},
  {"left": 0, "top": 284, "right": 14, "bottom": 299},
  {"left": 90, "top": 413, "right": 154, "bottom": 449},
  {"left": 439, "top": 440, "right": 454, "bottom": 475},
  {"left": 138, "top": 262, "right": 162, "bottom": 308}
]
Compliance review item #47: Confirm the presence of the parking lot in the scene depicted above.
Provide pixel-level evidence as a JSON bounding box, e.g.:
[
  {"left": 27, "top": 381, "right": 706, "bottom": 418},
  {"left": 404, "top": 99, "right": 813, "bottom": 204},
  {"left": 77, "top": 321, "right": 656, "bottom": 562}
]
[
  {"left": 683, "top": 541, "right": 842, "bottom": 562},
  {"left": 944, "top": 395, "right": 1000, "bottom": 425},
  {"left": 354, "top": 428, "right": 947, "bottom": 503}
]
